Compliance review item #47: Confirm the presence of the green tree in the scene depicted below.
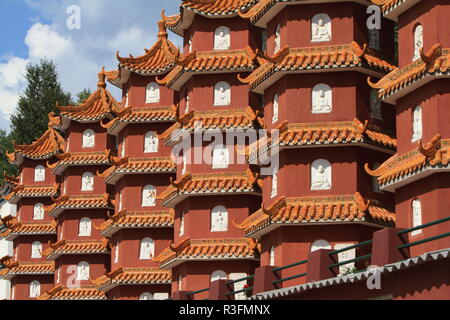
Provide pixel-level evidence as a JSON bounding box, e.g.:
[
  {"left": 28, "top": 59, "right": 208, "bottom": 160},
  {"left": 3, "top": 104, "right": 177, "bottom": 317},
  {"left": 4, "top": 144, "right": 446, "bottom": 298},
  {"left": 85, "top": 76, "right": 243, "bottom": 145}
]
[
  {"left": 0, "top": 130, "right": 19, "bottom": 185},
  {"left": 9, "top": 59, "right": 72, "bottom": 146},
  {"left": 76, "top": 88, "right": 92, "bottom": 104}
]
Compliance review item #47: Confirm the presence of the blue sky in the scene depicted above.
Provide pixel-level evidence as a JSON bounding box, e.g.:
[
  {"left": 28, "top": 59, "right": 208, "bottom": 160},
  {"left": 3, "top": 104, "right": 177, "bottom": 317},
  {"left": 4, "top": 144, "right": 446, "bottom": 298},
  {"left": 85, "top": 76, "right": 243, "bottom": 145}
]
[{"left": 0, "top": 0, "right": 182, "bottom": 132}]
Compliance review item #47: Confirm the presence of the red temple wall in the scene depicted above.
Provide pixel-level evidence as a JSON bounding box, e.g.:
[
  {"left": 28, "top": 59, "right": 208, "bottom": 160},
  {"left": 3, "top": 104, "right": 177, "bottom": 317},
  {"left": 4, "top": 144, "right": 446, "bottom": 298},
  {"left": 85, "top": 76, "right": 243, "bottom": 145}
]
[
  {"left": 395, "top": 173, "right": 450, "bottom": 257},
  {"left": 261, "top": 147, "right": 393, "bottom": 207},
  {"left": 123, "top": 73, "right": 176, "bottom": 108},
  {"left": 180, "top": 74, "right": 255, "bottom": 111},
  {"left": 58, "top": 209, "right": 108, "bottom": 241},
  {"left": 173, "top": 260, "right": 260, "bottom": 299},
  {"left": 56, "top": 255, "right": 110, "bottom": 287},
  {"left": 119, "top": 123, "right": 173, "bottom": 159},
  {"left": 65, "top": 121, "right": 113, "bottom": 153},
  {"left": 62, "top": 166, "right": 110, "bottom": 196},
  {"left": 398, "top": 0, "right": 450, "bottom": 67},
  {"left": 20, "top": 159, "right": 57, "bottom": 186},
  {"left": 12, "top": 275, "right": 54, "bottom": 300},
  {"left": 184, "top": 15, "right": 260, "bottom": 53},
  {"left": 17, "top": 197, "right": 54, "bottom": 222},
  {"left": 115, "top": 174, "right": 174, "bottom": 212},
  {"left": 14, "top": 235, "right": 55, "bottom": 262},
  {"left": 263, "top": 72, "right": 396, "bottom": 132},
  {"left": 108, "top": 284, "right": 171, "bottom": 300},
  {"left": 266, "top": 3, "right": 394, "bottom": 57},
  {"left": 260, "top": 224, "right": 377, "bottom": 288},
  {"left": 395, "top": 79, "right": 450, "bottom": 154},
  {"left": 174, "top": 195, "right": 261, "bottom": 243},
  {"left": 110, "top": 228, "right": 172, "bottom": 270}
]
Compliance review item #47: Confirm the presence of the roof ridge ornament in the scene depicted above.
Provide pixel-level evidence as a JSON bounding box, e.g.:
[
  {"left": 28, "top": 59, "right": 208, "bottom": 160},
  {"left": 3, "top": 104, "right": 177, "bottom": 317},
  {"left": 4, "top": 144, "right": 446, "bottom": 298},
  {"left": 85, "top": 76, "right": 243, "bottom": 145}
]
[{"left": 418, "top": 134, "right": 442, "bottom": 158}]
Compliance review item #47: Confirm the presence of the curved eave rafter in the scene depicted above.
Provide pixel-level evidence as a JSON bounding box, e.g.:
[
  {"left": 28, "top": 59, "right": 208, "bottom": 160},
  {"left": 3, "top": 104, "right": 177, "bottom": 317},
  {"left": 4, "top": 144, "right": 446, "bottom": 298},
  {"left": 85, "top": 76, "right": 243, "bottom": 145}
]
[
  {"left": 370, "top": 0, "right": 422, "bottom": 21},
  {"left": 239, "top": 42, "right": 396, "bottom": 94},
  {"left": 239, "top": 0, "right": 373, "bottom": 27},
  {"left": 368, "top": 44, "right": 450, "bottom": 105}
]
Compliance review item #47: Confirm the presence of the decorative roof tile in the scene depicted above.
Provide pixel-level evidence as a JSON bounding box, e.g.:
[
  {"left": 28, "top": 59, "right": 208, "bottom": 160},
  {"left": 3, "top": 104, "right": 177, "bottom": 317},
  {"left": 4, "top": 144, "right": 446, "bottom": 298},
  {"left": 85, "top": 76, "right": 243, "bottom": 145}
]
[
  {"left": 97, "top": 210, "right": 175, "bottom": 237},
  {"left": 58, "top": 68, "right": 119, "bottom": 124},
  {"left": 155, "top": 238, "right": 260, "bottom": 269},
  {"left": 94, "top": 267, "right": 172, "bottom": 291},
  {"left": 0, "top": 217, "right": 56, "bottom": 241},
  {"left": 365, "top": 134, "right": 450, "bottom": 191},
  {"left": 234, "top": 193, "right": 395, "bottom": 237},
  {"left": 100, "top": 105, "right": 177, "bottom": 136},
  {"left": 160, "top": 106, "right": 262, "bottom": 146},
  {"left": 369, "top": 44, "right": 450, "bottom": 104},
  {"left": 235, "top": 193, "right": 395, "bottom": 237},
  {"left": 3, "top": 184, "right": 59, "bottom": 204},
  {"left": 162, "top": 1, "right": 258, "bottom": 35},
  {"left": 98, "top": 156, "right": 176, "bottom": 185},
  {"left": 239, "top": 42, "right": 396, "bottom": 93},
  {"left": 39, "top": 285, "right": 107, "bottom": 300},
  {"left": 43, "top": 239, "right": 110, "bottom": 260},
  {"left": 0, "top": 257, "right": 54, "bottom": 280},
  {"left": 239, "top": 0, "right": 374, "bottom": 26},
  {"left": 183, "top": 0, "right": 257, "bottom": 16},
  {"left": 156, "top": 47, "right": 258, "bottom": 89},
  {"left": 116, "top": 21, "right": 180, "bottom": 77},
  {"left": 6, "top": 127, "right": 66, "bottom": 165},
  {"left": 47, "top": 150, "right": 112, "bottom": 175},
  {"left": 46, "top": 194, "right": 114, "bottom": 218},
  {"left": 370, "top": 0, "right": 421, "bottom": 19},
  {"left": 158, "top": 170, "right": 262, "bottom": 207},
  {"left": 246, "top": 119, "right": 397, "bottom": 163}
]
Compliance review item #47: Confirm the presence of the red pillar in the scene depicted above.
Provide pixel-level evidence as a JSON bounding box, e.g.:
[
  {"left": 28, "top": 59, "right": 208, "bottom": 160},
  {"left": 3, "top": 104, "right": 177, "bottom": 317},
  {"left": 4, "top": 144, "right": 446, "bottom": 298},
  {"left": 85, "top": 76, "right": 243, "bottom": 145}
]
[
  {"left": 209, "top": 279, "right": 231, "bottom": 301},
  {"left": 172, "top": 291, "right": 190, "bottom": 300},
  {"left": 306, "top": 249, "right": 336, "bottom": 282},
  {"left": 253, "top": 266, "right": 280, "bottom": 294},
  {"left": 371, "top": 228, "right": 410, "bottom": 267}
]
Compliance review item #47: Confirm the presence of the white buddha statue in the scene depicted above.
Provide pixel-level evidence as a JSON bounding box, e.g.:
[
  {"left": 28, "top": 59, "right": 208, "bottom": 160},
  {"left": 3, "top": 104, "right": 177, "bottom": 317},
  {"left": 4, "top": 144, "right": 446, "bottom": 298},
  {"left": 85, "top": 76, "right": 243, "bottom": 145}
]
[{"left": 312, "top": 16, "right": 331, "bottom": 42}]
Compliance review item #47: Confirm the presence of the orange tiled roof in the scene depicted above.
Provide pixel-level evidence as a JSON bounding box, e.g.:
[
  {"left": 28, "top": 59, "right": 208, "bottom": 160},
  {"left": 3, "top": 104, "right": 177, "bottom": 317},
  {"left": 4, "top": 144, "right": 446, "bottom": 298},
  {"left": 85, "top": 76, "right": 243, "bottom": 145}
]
[
  {"left": 98, "top": 156, "right": 176, "bottom": 185},
  {"left": 0, "top": 217, "right": 56, "bottom": 240},
  {"left": 94, "top": 267, "right": 172, "bottom": 291},
  {"left": 97, "top": 210, "right": 175, "bottom": 237},
  {"left": 182, "top": 0, "right": 257, "bottom": 15},
  {"left": 369, "top": 44, "right": 450, "bottom": 103},
  {"left": 0, "top": 173, "right": 19, "bottom": 194},
  {"left": 6, "top": 127, "right": 66, "bottom": 165},
  {"left": 237, "top": 0, "right": 286, "bottom": 25},
  {"left": 58, "top": 68, "right": 119, "bottom": 123},
  {"left": 46, "top": 194, "right": 114, "bottom": 218},
  {"left": 3, "top": 184, "right": 59, "bottom": 204},
  {"left": 234, "top": 193, "right": 395, "bottom": 237},
  {"left": 43, "top": 239, "right": 110, "bottom": 260},
  {"left": 160, "top": 106, "right": 263, "bottom": 145},
  {"left": 156, "top": 47, "right": 258, "bottom": 89},
  {"left": 158, "top": 170, "right": 262, "bottom": 207},
  {"left": 246, "top": 119, "right": 396, "bottom": 163},
  {"left": 0, "top": 257, "right": 54, "bottom": 280},
  {"left": 39, "top": 285, "right": 107, "bottom": 300},
  {"left": 370, "top": 0, "right": 419, "bottom": 17},
  {"left": 239, "top": 42, "right": 396, "bottom": 92},
  {"left": 100, "top": 105, "right": 177, "bottom": 136},
  {"left": 365, "top": 134, "right": 450, "bottom": 190},
  {"left": 155, "top": 238, "right": 260, "bottom": 269},
  {"left": 47, "top": 150, "right": 112, "bottom": 175},
  {"left": 116, "top": 21, "right": 180, "bottom": 76}
]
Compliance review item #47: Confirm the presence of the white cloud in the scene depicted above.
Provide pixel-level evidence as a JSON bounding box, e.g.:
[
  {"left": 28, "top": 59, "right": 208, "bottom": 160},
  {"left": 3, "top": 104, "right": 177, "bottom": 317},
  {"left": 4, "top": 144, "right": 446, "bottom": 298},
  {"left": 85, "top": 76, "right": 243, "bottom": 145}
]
[
  {"left": 25, "top": 23, "right": 73, "bottom": 61},
  {"left": 0, "top": 0, "right": 182, "bottom": 131},
  {"left": 0, "top": 57, "right": 28, "bottom": 117}
]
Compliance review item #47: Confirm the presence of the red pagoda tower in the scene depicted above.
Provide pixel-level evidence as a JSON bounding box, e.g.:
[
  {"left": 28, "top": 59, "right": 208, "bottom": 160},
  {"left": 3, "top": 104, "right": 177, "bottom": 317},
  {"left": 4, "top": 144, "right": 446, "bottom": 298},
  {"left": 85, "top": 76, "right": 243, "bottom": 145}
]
[
  {"left": 367, "top": 0, "right": 450, "bottom": 257},
  {"left": 38, "top": 70, "right": 118, "bottom": 301},
  {"left": 0, "top": 115, "right": 64, "bottom": 300},
  {"left": 154, "top": 1, "right": 265, "bottom": 299},
  {"left": 93, "top": 21, "right": 179, "bottom": 300},
  {"left": 232, "top": 0, "right": 399, "bottom": 291}
]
